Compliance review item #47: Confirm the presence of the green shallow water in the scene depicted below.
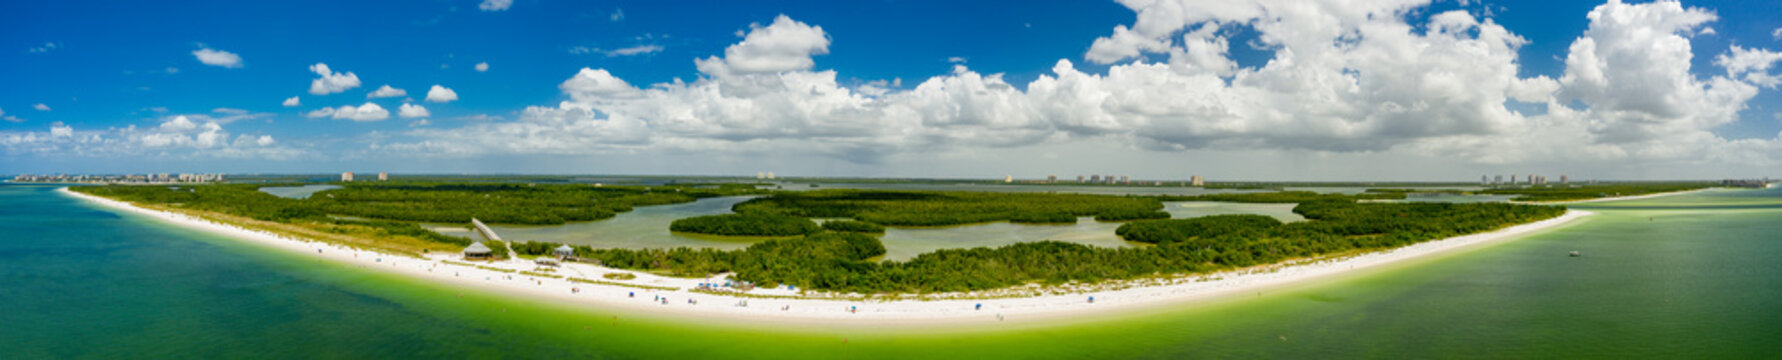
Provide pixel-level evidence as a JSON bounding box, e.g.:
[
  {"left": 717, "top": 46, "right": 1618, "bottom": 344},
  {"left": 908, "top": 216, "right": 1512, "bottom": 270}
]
[{"left": 4, "top": 184, "right": 1781, "bottom": 358}]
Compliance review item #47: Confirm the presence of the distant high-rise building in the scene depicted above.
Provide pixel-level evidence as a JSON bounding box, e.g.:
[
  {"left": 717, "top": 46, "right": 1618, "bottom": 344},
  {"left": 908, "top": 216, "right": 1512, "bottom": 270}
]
[
  {"left": 1090, "top": 174, "right": 1101, "bottom": 183},
  {"left": 378, "top": 172, "right": 388, "bottom": 181},
  {"left": 1005, "top": 175, "right": 1013, "bottom": 183},
  {"left": 1047, "top": 175, "right": 1057, "bottom": 183},
  {"left": 757, "top": 172, "right": 765, "bottom": 180},
  {"left": 1560, "top": 175, "right": 1568, "bottom": 184},
  {"left": 1481, "top": 175, "right": 1489, "bottom": 185},
  {"left": 1190, "top": 175, "right": 1205, "bottom": 187},
  {"left": 766, "top": 172, "right": 775, "bottom": 179},
  {"left": 341, "top": 172, "right": 355, "bottom": 182},
  {"left": 1494, "top": 175, "right": 1503, "bottom": 184},
  {"left": 1119, "top": 175, "right": 1129, "bottom": 184},
  {"left": 1076, "top": 175, "right": 1085, "bottom": 183},
  {"left": 1511, "top": 174, "right": 1518, "bottom": 184},
  {"left": 1104, "top": 174, "right": 1115, "bottom": 184}
]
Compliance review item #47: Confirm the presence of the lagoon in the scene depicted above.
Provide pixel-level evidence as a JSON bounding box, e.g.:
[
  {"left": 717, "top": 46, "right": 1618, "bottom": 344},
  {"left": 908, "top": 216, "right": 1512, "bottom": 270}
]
[{"left": 482, "top": 195, "right": 1303, "bottom": 260}]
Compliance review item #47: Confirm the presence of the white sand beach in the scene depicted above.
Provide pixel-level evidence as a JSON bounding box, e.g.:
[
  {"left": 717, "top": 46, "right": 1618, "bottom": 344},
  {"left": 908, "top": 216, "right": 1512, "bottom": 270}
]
[
  {"left": 63, "top": 186, "right": 1598, "bottom": 327},
  {"left": 1513, "top": 188, "right": 1718, "bottom": 205}
]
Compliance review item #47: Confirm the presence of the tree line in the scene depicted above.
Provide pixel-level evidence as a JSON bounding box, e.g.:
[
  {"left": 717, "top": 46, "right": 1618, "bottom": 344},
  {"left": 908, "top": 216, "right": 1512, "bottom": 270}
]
[
  {"left": 669, "top": 213, "right": 821, "bottom": 236},
  {"left": 731, "top": 189, "right": 1167, "bottom": 227}
]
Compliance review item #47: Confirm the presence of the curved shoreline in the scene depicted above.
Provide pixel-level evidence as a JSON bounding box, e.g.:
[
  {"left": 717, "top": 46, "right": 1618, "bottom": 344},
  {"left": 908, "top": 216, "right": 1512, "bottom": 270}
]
[
  {"left": 1510, "top": 188, "right": 1719, "bottom": 205},
  {"left": 62, "top": 186, "right": 1594, "bottom": 327}
]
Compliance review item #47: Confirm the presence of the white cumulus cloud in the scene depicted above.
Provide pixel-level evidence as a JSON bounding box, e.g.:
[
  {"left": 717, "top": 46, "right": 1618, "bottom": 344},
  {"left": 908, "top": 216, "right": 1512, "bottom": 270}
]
[
  {"left": 694, "top": 15, "right": 830, "bottom": 76},
  {"left": 425, "top": 85, "right": 458, "bottom": 103},
  {"left": 479, "top": 0, "right": 512, "bottom": 12},
  {"left": 367, "top": 85, "right": 408, "bottom": 98},
  {"left": 282, "top": 96, "right": 301, "bottom": 107},
  {"left": 398, "top": 103, "right": 430, "bottom": 118},
  {"left": 560, "top": 68, "right": 637, "bottom": 101},
  {"left": 51, "top": 122, "right": 73, "bottom": 138},
  {"left": 1716, "top": 45, "right": 1782, "bottom": 88},
  {"left": 308, "top": 63, "right": 362, "bottom": 95},
  {"left": 475, "top": 62, "right": 490, "bottom": 72},
  {"left": 33, "top": 103, "right": 51, "bottom": 111},
  {"left": 306, "top": 102, "right": 390, "bottom": 122},
  {"left": 192, "top": 48, "right": 243, "bottom": 68}
]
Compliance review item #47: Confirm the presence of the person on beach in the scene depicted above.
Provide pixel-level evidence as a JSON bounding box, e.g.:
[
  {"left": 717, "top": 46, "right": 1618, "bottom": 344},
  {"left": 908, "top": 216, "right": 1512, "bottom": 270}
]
[
  {"left": 976, "top": 303, "right": 982, "bottom": 310},
  {"left": 1088, "top": 296, "right": 1095, "bottom": 304}
]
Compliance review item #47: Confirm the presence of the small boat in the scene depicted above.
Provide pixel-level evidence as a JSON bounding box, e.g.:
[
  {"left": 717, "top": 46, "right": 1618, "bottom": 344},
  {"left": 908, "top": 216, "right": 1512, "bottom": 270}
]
[{"left": 1569, "top": 251, "right": 1581, "bottom": 257}]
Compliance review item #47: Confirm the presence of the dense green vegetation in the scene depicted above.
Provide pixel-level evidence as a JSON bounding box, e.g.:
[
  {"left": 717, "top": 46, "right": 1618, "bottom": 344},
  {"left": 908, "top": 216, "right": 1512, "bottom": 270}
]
[
  {"left": 510, "top": 240, "right": 561, "bottom": 257},
  {"left": 1478, "top": 183, "right": 1714, "bottom": 202},
  {"left": 732, "top": 190, "right": 1164, "bottom": 227},
  {"left": 669, "top": 213, "right": 820, "bottom": 237},
  {"left": 1115, "top": 201, "right": 1563, "bottom": 252},
  {"left": 1157, "top": 191, "right": 1405, "bottom": 203},
  {"left": 567, "top": 200, "right": 1565, "bottom": 294},
  {"left": 1007, "top": 212, "right": 1078, "bottom": 224},
  {"left": 307, "top": 182, "right": 764, "bottom": 225},
  {"left": 68, "top": 182, "right": 763, "bottom": 255},
  {"left": 74, "top": 183, "right": 323, "bottom": 222},
  {"left": 328, "top": 219, "right": 473, "bottom": 246},
  {"left": 480, "top": 239, "right": 510, "bottom": 260},
  {"left": 1115, "top": 215, "right": 1283, "bottom": 244},
  {"left": 820, "top": 220, "right": 886, "bottom": 234},
  {"left": 71, "top": 185, "right": 465, "bottom": 248},
  {"left": 1092, "top": 208, "right": 1172, "bottom": 222},
  {"left": 570, "top": 232, "right": 887, "bottom": 281}
]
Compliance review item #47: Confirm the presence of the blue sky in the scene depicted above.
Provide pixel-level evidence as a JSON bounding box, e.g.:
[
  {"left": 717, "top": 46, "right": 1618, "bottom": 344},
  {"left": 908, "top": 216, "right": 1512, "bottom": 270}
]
[{"left": 3, "top": 0, "right": 1781, "bottom": 180}]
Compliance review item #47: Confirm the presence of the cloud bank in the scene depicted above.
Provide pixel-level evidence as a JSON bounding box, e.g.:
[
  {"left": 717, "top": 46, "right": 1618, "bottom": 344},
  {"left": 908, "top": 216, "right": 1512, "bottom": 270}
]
[
  {"left": 1, "top": 111, "right": 300, "bottom": 160},
  {"left": 381, "top": 1, "right": 1782, "bottom": 175}
]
